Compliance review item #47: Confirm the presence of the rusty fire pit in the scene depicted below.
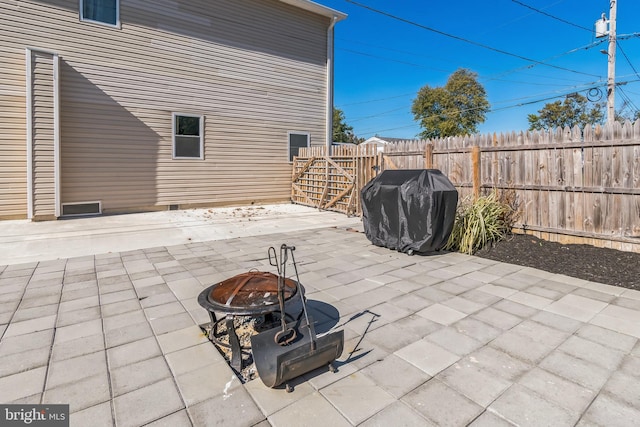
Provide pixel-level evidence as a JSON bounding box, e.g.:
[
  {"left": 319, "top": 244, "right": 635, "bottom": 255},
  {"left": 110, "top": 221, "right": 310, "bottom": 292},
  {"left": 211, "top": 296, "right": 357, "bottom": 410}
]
[{"left": 197, "top": 270, "right": 305, "bottom": 371}]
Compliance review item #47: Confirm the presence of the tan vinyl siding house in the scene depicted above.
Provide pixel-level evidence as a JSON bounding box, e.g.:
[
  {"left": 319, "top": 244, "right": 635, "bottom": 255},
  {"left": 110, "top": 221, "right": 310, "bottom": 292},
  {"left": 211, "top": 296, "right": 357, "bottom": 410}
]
[{"left": 0, "top": 0, "right": 345, "bottom": 220}]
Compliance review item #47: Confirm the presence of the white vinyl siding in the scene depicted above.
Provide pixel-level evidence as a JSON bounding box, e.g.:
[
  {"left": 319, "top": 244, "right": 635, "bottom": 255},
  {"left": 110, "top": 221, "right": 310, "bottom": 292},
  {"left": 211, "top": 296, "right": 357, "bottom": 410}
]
[
  {"left": 0, "top": 41, "right": 27, "bottom": 218},
  {"left": 0, "top": 0, "right": 331, "bottom": 217}
]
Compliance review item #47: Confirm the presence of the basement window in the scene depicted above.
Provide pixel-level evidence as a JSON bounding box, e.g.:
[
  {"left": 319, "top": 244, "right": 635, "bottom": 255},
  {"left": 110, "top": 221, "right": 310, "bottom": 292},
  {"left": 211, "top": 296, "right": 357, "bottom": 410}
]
[
  {"left": 288, "top": 132, "right": 309, "bottom": 162},
  {"left": 80, "top": 0, "right": 119, "bottom": 27},
  {"left": 173, "top": 114, "right": 204, "bottom": 159}
]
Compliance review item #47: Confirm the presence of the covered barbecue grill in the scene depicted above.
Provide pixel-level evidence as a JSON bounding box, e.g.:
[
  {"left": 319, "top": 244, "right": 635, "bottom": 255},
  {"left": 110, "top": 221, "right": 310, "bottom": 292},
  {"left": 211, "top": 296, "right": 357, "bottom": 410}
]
[{"left": 361, "top": 169, "right": 458, "bottom": 254}]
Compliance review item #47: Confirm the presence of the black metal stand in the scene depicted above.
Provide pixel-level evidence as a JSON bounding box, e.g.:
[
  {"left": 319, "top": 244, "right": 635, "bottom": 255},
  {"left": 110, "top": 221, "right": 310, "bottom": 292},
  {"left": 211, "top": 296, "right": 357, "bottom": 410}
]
[
  {"left": 203, "top": 309, "right": 297, "bottom": 372},
  {"left": 226, "top": 314, "right": 242, "bottom": 371}
]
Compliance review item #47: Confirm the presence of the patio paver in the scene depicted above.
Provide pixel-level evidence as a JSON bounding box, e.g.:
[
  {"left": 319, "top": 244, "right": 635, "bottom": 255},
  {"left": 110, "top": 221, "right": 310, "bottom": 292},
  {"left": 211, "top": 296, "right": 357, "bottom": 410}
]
[
  {"left": 0, "top": 208, "right": 639, "bottom": 426},
  {"left": 489, "top": 384, "right": 578, "bottom": 427},
  {"left": 113, "top": 378, "right": 184, "bottom": 427},
  {"left": 402, "top": 379, "right": 484, "bottom": 426}
]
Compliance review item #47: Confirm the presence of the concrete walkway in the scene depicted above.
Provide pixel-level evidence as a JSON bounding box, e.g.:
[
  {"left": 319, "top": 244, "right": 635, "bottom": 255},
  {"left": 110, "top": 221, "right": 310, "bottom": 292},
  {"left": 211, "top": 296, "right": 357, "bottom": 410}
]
[
  {"left": 0, "top": 204, "right": 360, "bottom": 265},
  {"left": 1, "top": 205, "right": 639, "bottom": 426}
]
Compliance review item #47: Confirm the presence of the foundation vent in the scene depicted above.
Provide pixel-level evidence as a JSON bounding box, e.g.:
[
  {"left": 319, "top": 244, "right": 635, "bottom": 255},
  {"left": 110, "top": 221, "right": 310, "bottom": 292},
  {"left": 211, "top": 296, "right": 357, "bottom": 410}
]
[{"left": 61, "top": 201, "right": 102, "bottom": 217}]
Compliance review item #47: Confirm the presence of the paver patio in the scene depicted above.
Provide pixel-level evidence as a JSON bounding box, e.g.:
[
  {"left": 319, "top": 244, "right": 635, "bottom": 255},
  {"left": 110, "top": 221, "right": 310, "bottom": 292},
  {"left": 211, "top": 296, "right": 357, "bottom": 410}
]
[{"left": 1, "top": 209, "right": 640, "bottom": 426}]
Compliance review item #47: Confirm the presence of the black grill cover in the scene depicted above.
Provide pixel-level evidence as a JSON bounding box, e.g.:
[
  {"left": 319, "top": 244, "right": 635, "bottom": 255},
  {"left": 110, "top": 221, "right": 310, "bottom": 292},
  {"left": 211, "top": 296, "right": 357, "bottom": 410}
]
[{"left": 361, "top": 169, "right": 458, "bottom": 253}]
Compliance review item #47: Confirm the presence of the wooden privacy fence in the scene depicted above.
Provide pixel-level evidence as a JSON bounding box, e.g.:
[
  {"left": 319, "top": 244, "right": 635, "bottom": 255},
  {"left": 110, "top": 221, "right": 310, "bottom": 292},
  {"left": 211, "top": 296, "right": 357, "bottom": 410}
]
[
  {"left": 291, "top": 120, "right": 640, "bottom": 252},
  {"left": 291, "top": 144, "right": 379, "bottom": 216},
  {"left": 433, "top": 122, "right": 640, "bottom": 252}
]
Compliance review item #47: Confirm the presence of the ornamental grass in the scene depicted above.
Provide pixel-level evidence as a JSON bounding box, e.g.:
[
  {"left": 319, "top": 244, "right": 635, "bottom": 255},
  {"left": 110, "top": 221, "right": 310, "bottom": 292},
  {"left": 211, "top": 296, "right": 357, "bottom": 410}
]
[{"left": 445, "top": 189, "right": 520, "bottom": 255}]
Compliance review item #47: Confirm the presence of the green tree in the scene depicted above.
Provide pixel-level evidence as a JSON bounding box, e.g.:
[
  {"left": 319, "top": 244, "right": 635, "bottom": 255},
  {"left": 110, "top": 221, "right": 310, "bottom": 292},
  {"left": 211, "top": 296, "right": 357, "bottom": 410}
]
[
  {"left": 528, "top": 94, "right": 605, "bottom": 130},
  {"left": 411, "top": 69, "right": 490, "bottom": 139},
  {"left": 333, "top": 108, "right": 361, "bottom": 143}
]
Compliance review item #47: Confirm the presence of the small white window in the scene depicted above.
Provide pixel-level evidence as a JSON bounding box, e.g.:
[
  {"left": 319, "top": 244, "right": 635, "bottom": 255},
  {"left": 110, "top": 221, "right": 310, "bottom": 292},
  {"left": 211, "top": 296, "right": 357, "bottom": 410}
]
[
  {"left": 80, "top": 0, "right": 119, "bottom": 27},
  {"left": 288, "top": 132, "right": 309, "bottom": 162},
  {"left": 173, "top": 113, "right": 204, "bottom": 159}
]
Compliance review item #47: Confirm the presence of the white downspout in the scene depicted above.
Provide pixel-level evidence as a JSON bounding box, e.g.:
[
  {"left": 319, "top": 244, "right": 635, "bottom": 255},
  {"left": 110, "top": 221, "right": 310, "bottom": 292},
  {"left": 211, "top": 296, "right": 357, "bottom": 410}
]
[
  {"left": 53, "top": 54, "right": 61, "bottom": 218},
  {"left": 326, "top": 16, "right": 337, "bottom": 154}
]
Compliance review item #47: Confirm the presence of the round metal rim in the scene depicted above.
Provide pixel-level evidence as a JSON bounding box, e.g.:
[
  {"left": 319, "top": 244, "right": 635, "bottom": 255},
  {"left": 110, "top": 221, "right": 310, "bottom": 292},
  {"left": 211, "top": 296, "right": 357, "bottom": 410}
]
[{"left": 197, "top": 281, "right": 305, "bottom": 316}]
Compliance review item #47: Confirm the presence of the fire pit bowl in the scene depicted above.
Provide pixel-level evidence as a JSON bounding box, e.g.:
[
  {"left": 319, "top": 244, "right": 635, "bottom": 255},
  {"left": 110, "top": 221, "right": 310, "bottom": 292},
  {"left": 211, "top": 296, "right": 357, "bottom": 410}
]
[
  {"left": 197, "top": 270, "right": 305, "bottom": 371},
  {"left": 198, "top": 271, "right": 301, "bottom": 316}
]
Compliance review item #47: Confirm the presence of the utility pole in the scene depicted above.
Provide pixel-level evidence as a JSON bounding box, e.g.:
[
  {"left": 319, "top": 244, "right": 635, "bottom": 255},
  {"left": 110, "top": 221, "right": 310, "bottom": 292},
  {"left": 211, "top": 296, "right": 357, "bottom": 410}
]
[{"left": 606, "top": 0, "right": 617, "bottom": 123}]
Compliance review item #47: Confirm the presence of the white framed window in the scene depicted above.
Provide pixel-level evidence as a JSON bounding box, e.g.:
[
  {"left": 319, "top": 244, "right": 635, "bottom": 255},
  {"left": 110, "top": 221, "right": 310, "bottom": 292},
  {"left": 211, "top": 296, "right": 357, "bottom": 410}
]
[
  {"left": 173, "top": 113, "right": 204, "bottom": 159},
  {"left": 80, "top": 0, "right": 120, "bottom": 27},
  {"left": 288, "top": 131, "right": 309, "bottom": 162}
]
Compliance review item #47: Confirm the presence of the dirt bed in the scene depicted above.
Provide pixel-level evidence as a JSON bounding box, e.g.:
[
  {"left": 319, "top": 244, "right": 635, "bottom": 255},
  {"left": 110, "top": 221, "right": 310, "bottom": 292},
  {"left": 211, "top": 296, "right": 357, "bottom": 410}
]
[{"left": 474, "top": 234, "right": 640, "bottom": 291}]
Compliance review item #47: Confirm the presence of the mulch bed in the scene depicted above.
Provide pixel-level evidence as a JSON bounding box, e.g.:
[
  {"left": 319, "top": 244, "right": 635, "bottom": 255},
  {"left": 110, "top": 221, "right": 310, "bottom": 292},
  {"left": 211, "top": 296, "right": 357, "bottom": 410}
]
[{"left": 474, "top": 234, "right": 640, "bottom": 291}]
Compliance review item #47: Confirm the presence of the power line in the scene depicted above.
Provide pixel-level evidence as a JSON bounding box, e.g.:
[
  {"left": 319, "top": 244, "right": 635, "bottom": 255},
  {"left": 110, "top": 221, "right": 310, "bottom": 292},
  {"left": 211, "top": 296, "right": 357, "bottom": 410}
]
[
  {"left": 346, "top": 77, "right": 612, "bottom": 123},
  {"left": 336, "top": 37, "right": 459, "bottom": 65},
  {"left": 492, "top": 91, "right": 593, "bottom": 112},
  {"left": 337, "top": 45, "right": 596, "bottom": 85},
  {"left": 355, "top": 79, "right": 640, "bottom": 137},
  {"left": 336, "top": 42, "right": 600, "bottom": 83},
  {"left": 336, "top": 76, "right": 608, "bottom": 113},
  {"left": 488, "top": 78, "right": 579, "bottom": 87},
  {"left": 618, "top": 33, "right": 640, "bottom": 40},
  {"left": 336, "top": 48, "right": 452, "bottom": 72},
  {"left": 355, "top": 89, "right": 583, "bottom": 134},
  {"left": 343, "top": 73, "right": 640, "bottom": 126},
  {"left": 475, "top": 0, "right": 567, "bottom": 37},
  {"left": 510, "top": 0, "right": 592, "bottom": 32},
  {"left": 335, "top": 23, "right": 608, "bottom": 82},
  {"left": 617, "top": 86, "right": 640, "bottom": 115},
  {"left": 344, "top": 0, "right": 599, "bottom": 77},
  {"left": 349, "top": 106, "right": 409, "bottom": 123},
  {"left": 336, "top": 36, "right": 603, "bottom": 82},
  {"left": 484, "top": 39, "right": 606, "bottom": 81},
  {"left": 617, "top": 41, "right": 640, "bottom": 81},
  {"left": 338, "top": 93, "right": 415, "bottom": 107},
  {"left": 358, "top": 123, "right": 419, "bottom": 136}
]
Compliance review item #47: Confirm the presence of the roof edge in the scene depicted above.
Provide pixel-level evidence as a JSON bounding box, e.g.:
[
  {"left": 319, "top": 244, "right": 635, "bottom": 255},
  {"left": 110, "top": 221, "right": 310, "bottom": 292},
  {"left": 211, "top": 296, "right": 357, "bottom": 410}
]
[{"left": 279, "top": 0, "right": 347, "bottom": 21}]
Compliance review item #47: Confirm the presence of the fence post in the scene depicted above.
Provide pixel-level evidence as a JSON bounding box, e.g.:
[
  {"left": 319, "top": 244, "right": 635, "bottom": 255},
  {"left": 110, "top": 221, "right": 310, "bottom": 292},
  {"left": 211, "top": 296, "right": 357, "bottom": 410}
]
[
  {"left": 472, "top": 145, "right": 481, "bottom": 199},
  {"left": 424, "top": 143, "right": 433, "bottom": 169}
]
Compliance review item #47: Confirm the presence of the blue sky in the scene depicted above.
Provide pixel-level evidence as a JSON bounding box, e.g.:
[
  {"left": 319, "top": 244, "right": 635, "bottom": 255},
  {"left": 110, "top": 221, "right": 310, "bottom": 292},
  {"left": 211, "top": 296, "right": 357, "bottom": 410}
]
[{"left": 318, "top": 0, "right": 640, "bottom": 139}]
